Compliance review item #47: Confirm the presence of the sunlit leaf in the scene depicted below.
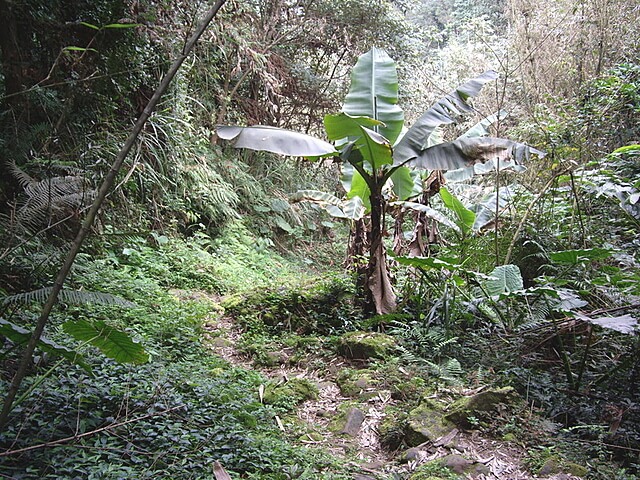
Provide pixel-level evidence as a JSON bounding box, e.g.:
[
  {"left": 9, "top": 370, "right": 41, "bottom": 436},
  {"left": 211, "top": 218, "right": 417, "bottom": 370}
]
[
  {"left": 401, "top": 137, "right": 544, "bottom": 171},
  {"left": 440, "top": 187, "right": 475, "bottom": 234},
  {"left": 393, "top": 201, "right": 460, "bottom": 233},
  {"left": 103, "top": 23, "right": 141, "bottom": 29},
  {"left": 216, "top": 125, "right": 336, "bottom": 158},
  {"left": 460, "top": 110, "right": 508, "bottom": 139},
  {"left": 390, "top": 253, "right": 462, "bottom": 270},
  {"left": 324, "top": 113, "right": 382, "bottom": 141},
  {"left": 63, "top": 46, "right": 98, "bottom": 53},
  {"left": 342, "top": 48, "right": 404, "bottom": 144},
  {"left": 63, "top": 319, "right": 148, "bottom": 364},
  {"left": 485, "top": 265, "right": 523, "bottom": 296},
  {"left": 575, "top": 313, "right": 638, "bottom": 334},
  {"left": 549, "top": 248, "right": 612, "bottom": 264},
  {"left": 394, "top": 71, "right": 499, "bottom": 163}
]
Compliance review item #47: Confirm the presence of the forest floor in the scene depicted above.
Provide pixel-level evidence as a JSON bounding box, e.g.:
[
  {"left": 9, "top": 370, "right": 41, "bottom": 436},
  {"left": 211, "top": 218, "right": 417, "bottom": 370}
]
[{"left": 196, "top": 291, "right": 585, "bottom": 480}]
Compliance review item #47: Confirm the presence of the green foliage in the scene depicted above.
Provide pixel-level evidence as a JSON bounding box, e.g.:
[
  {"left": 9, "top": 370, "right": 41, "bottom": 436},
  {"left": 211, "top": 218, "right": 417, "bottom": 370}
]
[
  {"left": 0, "top": 227, "right": 352, "bottom": 478},
  {"left": 484, "top": 265, "right": 524, "bottom": 296},
  {"left": 62, "top": 319, "right": 148, "bottom": 364},
  {"left": 224, "top": 273, "right": 361, "bottom": 335},
  {"left": 0, "top": 318, "right": 91, "bottom": 373},
  {"left": 262, "top": 377, "right": 319, "bottom": 411}
]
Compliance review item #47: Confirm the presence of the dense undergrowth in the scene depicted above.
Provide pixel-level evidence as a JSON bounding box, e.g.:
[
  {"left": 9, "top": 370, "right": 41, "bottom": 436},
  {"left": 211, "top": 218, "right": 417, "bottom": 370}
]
[
  {"left": 0, "top": 223, "right": 355, "bottom": 479},
  {"left": 1, "top": 1, "right": 639, "bottom": 479}
]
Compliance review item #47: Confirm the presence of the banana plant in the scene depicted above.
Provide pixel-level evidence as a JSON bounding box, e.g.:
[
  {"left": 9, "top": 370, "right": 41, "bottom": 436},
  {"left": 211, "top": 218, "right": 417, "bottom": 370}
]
[{"left": 217, "top": 47, "right": 543, "bottom": 314}]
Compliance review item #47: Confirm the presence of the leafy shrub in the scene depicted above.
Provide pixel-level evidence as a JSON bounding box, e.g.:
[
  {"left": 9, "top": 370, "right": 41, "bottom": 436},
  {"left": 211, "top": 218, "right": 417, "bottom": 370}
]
[{"left": 223, "top": 274, "right": 361, "bottom": 335}]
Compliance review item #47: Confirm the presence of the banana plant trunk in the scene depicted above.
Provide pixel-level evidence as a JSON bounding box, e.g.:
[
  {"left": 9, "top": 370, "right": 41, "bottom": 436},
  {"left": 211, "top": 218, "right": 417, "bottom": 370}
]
[{"left": 364, "top": 188, "right": 396, "bottom": 314}]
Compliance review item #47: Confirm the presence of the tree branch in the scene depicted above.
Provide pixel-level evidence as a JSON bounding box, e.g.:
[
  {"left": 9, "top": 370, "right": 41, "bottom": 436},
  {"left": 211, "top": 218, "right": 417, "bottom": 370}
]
[{"left": 0, "top": 0, "right": 228, "bottom": 431}]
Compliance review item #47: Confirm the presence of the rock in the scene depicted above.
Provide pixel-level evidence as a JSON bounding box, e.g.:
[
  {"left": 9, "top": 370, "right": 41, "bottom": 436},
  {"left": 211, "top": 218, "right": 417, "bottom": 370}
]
[
  {"left": 338, "top": 331, "right": 396, "bottom": 360},
  {"left": 211, "top": 337, "right": 232, "bottom": 348},
  {"left": 441, "top": 454, "right": 489, "bottom": 476},
  {"left": 340, "top": 407, "right": 366, "bottom": 436},
  {"left": 538, "top": 456, "right": 587, "bottom": 478},
  {"left": 336, "top": 368, "right": 377, "bottom": 397},
  {"left": 406, "top": 400, "right": 456, "bottom": 446},
  {"left": 265, "top": 350, "right": 288, "bottom": 365},
  {"left": 353, "top": 475, "right": 376, "bottom": 480},
  {"left": 378, "top": 406, "right": 408, "bottom": 451},
  {"left": 401, "top": 447, "right": 421, "bottom": 463},
  {"left": 444, "top": 387, "right": 517, "bottom": 427},
  {"left": 262, "top": 377, "right": 318, "bottom": 409},
  {"left": 411, "top": 455, "right": 489, "bottom": 479},
  {"left": 441, "top": 454, "right": 473, "bottom": 473}
]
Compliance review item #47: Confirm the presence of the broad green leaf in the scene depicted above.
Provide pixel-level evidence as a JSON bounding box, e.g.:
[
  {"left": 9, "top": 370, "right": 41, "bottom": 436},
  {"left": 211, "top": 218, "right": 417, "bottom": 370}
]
[
  {"left": 0, "top": 318, "right": 92, "bottom": 374},
  {"left": 63, "top": 319, "right": 148, "bottom": 364},
  {"left": 393, "top": 201, "right": 460, "bottom": 233},
  {"left": 274, "top": 216, "right": 294, "bottom": 233},
  {"left": 356, "top": 126, "right": 393, "bottom": 170},
  {"left": 394, "top": 71, "right": 498, "bottom": 164},
  {"left": 324, "top": 113, "right": 383, "bottom": 141},
  {"left": 340, "top": 161, "right": 356, "bottom": 193},
  {"left": 439, "top": 187, "right": 475, "bottom": 234},
  {"left": 342, "top": 48, "right": 404, "bottom": 144},
  {"left": 549, "top": 248, "right": 612, "bottom": 265},
  {"left": 485, "top": 265, "right": 523, "bottom": 296},
  {"left": 390, "top": 167, "right": 420, "bottom": 200},
  {"left": 216, "top": 125, "right": 336, "bottom": 158},
  {"left": 402, "top": 137, "right": 544, "bottom": 171},
  {"left": 612, "top": 144, "right": 640, "bottom": 155},
  {"left": 342, "top": 196, "right": 366, "bottom": 220},
  {"left": 347, "top": 170, "right": 371, "bottom": 212}
]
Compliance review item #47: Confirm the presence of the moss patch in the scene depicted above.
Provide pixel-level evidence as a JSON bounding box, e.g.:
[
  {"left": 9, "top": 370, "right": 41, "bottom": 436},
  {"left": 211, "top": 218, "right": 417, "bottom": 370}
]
[
  {"left": 338, "top": 331, "right": 396, "bottom": 360},
  {"left": 263, "top": 377, "right": 318, "bottom": 410},
  {"left": 444, "top": 387, "right": 517, "bottom": 428},
  {"left": 538, "top": 456, "right": 588, "bottom": 478},
  {"left": 406, "top": 399, "right": 455, "bottom": 446},
  {"left": 335, "top": 368, "right": 378, "bottom": 397}
]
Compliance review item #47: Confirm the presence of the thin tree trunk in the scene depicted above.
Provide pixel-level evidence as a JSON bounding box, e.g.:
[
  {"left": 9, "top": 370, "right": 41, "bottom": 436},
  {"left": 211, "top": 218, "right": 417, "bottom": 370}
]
[{"left": 0, "top": 0, "right": 229, "bottom": 431}]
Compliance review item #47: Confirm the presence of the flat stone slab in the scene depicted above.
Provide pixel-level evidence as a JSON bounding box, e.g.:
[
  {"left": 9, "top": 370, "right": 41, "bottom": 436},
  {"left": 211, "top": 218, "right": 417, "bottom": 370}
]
[{"left": 340, "top": 407, "right": 366, "bottom": 436}]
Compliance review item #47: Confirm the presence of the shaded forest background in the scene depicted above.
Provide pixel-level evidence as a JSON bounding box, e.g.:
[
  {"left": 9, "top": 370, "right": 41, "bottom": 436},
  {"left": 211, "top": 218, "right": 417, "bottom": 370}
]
[{"left": 0, "top": 0, "right": 639, "bottom": 478}]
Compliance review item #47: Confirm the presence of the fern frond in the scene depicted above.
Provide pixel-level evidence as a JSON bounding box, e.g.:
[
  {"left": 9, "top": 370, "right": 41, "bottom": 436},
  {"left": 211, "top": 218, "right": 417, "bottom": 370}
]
[
  {"left": 8, "top": 160, "right": 35, "bottom": 188},
  {"left": 14, "top": 174, "right": 94, "bottom": 232},
  {"left": 2, "top": 288, "right": 136, "bottom": 307}
]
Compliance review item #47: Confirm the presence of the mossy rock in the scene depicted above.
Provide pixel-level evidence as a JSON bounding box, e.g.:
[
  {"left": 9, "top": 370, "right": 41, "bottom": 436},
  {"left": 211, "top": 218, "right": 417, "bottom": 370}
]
[
  {"left": 335, "top": 368, "right": 378, "bottom": 397},
  {"left": 444, "top": 387, "right": 517, "bottom": 428},
  {"left": 406, "top": 399, "right": 455, "bottom": 446},
  {"left": 338, "top": 331, "right": 396, "bottom": 360},
  {"left": 378, "top": 406, "right": 409, "bottom": 451},
  {"left": 328, "top": 401, "right": 366, "bottom": 434},
  {"left": 391, "top": 376, "right": 428, "bottom": 402},
  {"left": 263, "top": 377, "right": 318, "bottom": 410},
  {"left": 538, "top": 456, "right": 588, "bottom": 478}
]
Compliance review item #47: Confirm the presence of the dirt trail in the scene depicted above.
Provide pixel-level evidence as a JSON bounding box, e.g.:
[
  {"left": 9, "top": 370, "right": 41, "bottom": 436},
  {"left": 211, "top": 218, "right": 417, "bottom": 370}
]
[{"left": 198, "top": 295, "right": 582, "bottom": 480}]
